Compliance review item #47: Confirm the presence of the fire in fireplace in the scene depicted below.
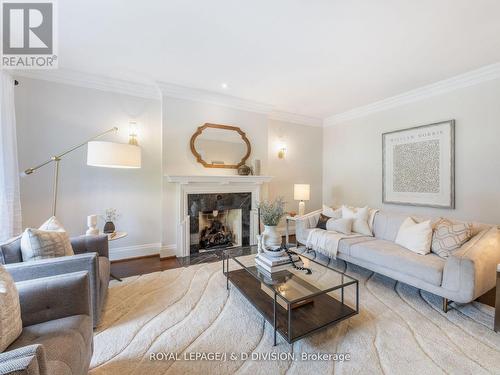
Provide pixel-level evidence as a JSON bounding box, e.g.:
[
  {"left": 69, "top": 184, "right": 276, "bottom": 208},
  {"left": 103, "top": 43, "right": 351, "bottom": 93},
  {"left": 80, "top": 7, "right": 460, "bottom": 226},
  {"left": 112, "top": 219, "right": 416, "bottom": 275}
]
[{"left": 197, "top": 209, "right": 242, "bottom": 251}]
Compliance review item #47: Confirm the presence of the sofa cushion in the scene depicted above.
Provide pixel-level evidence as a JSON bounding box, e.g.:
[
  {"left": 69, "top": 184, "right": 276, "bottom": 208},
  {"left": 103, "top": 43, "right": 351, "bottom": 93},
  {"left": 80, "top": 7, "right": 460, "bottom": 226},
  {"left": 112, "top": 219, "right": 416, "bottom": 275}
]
[
  {"left": 349, "top": 239, "right": 445, "bottom": 286},
  {"left": 373, "top": 212, "right": 409, "bottom": 241},
  {"left": 326, "top": 218, "right": 353, "bottom": 234},
  {"left": 337, "top": 236, "right": 376, "bottom": 256},
  {"left": 431, "top": 218, "right": 473, "bottom": 258},
  {"left": 395, "top": 217, "right": 433, "bottom": 255},
  {"left": 322, "top": 205, "right": 342, "bottom": 219},
  {"left": 315, "top": 214, "right": 331, "bottom": 230},
  {"left": 342, "top": 206, "right": 372, "bottom": 236},
  {"left": 98, "top": 257, "right": 110, "bottom": 309},
  {"left": 20, "top": 229, "right": 74, "bottom": 262},
  {"left": 0, "top": 236, "right": 22, "bottom": 265},
  {"left": 0, "top": 264, "right": 22, "bottom": 352},
  {"left": 8, "top": 315, "right": 92, "bottom": 374}
]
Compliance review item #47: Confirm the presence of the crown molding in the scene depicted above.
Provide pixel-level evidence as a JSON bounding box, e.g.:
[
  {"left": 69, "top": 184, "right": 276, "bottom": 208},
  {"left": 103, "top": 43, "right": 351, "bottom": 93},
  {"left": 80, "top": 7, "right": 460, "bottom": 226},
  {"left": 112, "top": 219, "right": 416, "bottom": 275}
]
[
  {"left": 14, "top": 69, "right": 161, "bottom": 100},
  {"left": 158, "top": 81, "right": 274, "bottom": 114},
  {"left": 14, "top": 69, "right": 319, "bottom": 126},
  {"left": 269, "top": 110, "right": 323, "bottom": 127},
  {"left": 324, "top": 62, "right": 500, "bottom": 127}
]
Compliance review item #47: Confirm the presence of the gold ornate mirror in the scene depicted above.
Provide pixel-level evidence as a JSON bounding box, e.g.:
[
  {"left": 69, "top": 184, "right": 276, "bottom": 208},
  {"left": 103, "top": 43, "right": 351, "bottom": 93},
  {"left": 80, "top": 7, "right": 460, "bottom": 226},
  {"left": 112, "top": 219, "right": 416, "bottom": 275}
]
[{"left": 190, "top": 123, "right": 251, "bottom": 169}]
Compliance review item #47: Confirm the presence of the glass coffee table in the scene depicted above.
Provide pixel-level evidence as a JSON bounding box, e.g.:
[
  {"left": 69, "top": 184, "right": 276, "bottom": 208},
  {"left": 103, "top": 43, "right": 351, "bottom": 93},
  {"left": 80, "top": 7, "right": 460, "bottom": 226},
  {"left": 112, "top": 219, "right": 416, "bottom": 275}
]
[{"left": 223, "top": 247, "right": 359, "bottom": 345}]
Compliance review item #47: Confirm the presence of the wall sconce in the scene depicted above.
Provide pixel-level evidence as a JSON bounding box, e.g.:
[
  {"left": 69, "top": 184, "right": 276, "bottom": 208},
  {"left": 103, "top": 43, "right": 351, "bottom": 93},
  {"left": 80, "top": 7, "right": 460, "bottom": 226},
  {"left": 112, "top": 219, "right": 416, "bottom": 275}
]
[
  {"left": 277, "top": 141, "right": 287, "bottom": 159},
  {"left": 278, "top": 147, "right": 286, "bottom": 159},
  {"left": 129, "top": 121, "right": 139, "bottom": 146}
]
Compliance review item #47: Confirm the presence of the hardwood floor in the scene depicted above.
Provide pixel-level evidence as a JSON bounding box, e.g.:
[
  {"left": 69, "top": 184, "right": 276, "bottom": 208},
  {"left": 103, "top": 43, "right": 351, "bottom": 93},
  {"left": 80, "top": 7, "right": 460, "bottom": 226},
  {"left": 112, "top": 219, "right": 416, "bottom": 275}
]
[{"left": 110, "top": 255, "right": 180, "bottom": 279}]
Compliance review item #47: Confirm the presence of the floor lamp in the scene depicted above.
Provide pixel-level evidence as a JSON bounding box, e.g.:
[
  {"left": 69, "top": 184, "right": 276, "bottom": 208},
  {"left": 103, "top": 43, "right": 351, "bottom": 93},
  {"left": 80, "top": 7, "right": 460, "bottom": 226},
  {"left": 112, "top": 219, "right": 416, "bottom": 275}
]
[{"left": 23, "top": 127, "right": 141, "bottom": 217}]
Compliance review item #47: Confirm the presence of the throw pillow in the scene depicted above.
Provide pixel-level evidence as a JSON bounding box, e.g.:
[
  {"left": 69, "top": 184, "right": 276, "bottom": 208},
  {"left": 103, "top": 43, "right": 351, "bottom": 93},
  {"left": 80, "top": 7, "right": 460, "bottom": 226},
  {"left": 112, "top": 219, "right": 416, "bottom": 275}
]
[
  {"left": 316, "top": 214, "right": 331, "bottom": 230},
  {"left": 395, "top": 217, "right": 433, "bottom": 255},
  {"left": 0, "top": 264, "right": 22, "bottom": 352},
  {"left": 326, "top": 218, "right": 353, "bottom": 234},
  {"left": 431, "top": 218, "right": 473, "bottom": 258},
  {"left": 341, "top": 206, "right": 372, "bottom": 236},
  {"left": 322, "top": 205, "right": 342, "bottom": 219},
  {"left": 20, "top": 228, "right": 73, "bottom": 262},
  {"left": 39, "top": 216, "right": 66, "bottom": 232}
]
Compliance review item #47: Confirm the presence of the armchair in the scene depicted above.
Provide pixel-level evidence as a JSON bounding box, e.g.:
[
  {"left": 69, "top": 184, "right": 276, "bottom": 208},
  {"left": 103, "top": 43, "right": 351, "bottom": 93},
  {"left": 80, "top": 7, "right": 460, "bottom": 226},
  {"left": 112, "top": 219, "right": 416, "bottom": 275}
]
[
  {"left": 0, "top": 272, "right": 93, "bottom": 375},
  {"left": 0, "top": 235, "right": 110, "bottom": 326}
]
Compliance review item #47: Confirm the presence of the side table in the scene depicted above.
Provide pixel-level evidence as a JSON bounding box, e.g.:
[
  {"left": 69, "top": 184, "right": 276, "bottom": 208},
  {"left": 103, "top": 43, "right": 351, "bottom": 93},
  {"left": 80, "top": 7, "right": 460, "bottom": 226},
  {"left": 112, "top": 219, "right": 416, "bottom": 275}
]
[
  {"left": 495, "top": 264, "right": 499, "bottom": 332},
  {"left": 285, "top": 215, "right": 297, "bottom": 248},
  {"left": 108, "top": 231, "right": 128, "bottom": 282}
]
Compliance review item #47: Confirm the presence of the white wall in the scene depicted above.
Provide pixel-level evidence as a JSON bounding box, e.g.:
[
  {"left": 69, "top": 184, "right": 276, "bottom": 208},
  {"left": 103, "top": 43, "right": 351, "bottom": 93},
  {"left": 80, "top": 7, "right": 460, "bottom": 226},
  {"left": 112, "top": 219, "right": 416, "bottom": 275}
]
[
  {"left": 14, "top": 78, "right": 323, "bottom": 260},
  {"left": 161, "top": 97, "right": 324, "bottom": 254},
  {"left": 323, "top": 78, "right": 500, "bottom": 224},
  {"left": 268, "top": 119, "right": 323, "bottom": 223},
  {"left": 15, "top": 78, "right": 162, "bottom": 259},
  {"left": 161, "top": 96, "right": 270, "bottom": 252}
]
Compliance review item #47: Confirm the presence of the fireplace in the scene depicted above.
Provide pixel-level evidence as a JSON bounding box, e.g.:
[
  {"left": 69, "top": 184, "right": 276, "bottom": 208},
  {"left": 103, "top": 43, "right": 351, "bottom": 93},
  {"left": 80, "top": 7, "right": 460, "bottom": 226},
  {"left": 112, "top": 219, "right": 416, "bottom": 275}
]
[
  {"left": 166, "top": 175, "right": 272, "bottom": 258},
  {"left": 196, "top": 209, "right": 242, "bottom": 251},
  {"left": 188, "top": 192, "right": 251, "bottom": 254}
]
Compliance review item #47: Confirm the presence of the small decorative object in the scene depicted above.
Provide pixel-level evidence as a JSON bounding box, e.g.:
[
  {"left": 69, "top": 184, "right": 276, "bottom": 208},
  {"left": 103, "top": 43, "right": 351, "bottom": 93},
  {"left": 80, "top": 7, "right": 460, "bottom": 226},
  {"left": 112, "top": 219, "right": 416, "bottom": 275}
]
[
  {"left": 256, "top": 234, "right": 265, "bottom": 255},
  {"left": 103, "top": 208, "right": 120, "bottom": 234},
  {"left": 257, "top": 197, "right": 286, "bottom": 248},
  {"left": 253, "top": 159, "right": 261, "bottom": 176},
  {"left": 86, "top": 215, "right": 99, "bottom": 236},
  {"left": 382, "top": 120, "right": 455, "bottom": 208},
  {"left": 294, "top": 184, "right": 310, "bottom": 216},
  {"left": 237, "top": 164, "right": 252, "bottom": 176},
  {"left": 263, "top": 245, "right": 286, "bottom": 257}
]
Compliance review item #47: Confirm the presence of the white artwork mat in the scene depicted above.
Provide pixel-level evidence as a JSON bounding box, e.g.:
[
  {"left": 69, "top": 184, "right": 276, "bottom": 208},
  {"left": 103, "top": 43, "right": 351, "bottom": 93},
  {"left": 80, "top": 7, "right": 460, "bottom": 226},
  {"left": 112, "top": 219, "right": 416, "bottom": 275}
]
[{"left": 383, "top": 120, "right": 455, "bottom": 208}]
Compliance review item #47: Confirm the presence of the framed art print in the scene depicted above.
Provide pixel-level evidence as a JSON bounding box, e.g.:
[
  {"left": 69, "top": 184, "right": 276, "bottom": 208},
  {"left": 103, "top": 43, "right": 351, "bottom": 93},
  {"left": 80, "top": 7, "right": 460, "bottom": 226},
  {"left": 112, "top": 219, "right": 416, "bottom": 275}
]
[{"left": 382, "top": 120, "right": 455, "bottom": 208}]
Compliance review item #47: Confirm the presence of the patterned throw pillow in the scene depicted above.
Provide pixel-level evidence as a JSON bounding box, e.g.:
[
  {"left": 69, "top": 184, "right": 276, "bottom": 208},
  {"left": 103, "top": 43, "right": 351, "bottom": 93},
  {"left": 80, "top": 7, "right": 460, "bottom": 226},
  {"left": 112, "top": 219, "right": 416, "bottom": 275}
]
[
  {"left": 20, "top": 228, "right": 74, "bottom": 262},
  {"left": 431, "top": 218, "right": 473, "bottom": 258},
  {"left": 0, "top": 264, "right": 22, "bottom": 352}
]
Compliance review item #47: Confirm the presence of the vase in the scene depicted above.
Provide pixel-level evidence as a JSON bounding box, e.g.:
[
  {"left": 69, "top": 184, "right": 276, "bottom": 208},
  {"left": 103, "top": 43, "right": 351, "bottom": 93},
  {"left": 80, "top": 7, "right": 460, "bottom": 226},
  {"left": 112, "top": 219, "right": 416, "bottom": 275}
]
[
  {"left": 103, "top": 221, "right": 115, "bottom": 234},
  {"left": 263, "top": 225, "right": 281, "bottom": 248}
]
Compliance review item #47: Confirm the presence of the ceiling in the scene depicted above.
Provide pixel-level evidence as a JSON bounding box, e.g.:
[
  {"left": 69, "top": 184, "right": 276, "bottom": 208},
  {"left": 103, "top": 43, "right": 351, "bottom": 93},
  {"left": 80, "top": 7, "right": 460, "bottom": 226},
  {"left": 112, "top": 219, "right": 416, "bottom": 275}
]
[{"left": 53, "top": 0, "right": 500, "bottom": 118}]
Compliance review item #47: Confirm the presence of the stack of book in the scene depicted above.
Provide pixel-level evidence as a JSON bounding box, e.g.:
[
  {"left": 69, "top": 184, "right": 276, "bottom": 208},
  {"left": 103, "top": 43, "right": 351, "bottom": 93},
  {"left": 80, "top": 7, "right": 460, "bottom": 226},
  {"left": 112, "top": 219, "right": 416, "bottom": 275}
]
[{"left": 255, "top": 252, "right": 300, "bottom": 274}]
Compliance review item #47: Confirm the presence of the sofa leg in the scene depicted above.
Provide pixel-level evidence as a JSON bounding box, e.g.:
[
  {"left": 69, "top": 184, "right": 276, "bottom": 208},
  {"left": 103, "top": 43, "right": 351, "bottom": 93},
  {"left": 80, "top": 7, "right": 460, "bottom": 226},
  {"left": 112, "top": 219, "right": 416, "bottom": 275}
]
[{"left": 443, "top": 297, "right": 449, "bottom": 313}]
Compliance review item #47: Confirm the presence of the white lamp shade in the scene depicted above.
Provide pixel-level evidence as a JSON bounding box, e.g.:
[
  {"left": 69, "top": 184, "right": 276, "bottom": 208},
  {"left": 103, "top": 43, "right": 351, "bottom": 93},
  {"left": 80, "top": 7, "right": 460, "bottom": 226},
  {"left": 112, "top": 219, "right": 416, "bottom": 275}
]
[
  {"left": 294, "top": 184, "right": 310, "bottom": 201},
  {"left": 87, "top": 141, "right": 141, "bottom": 168}
]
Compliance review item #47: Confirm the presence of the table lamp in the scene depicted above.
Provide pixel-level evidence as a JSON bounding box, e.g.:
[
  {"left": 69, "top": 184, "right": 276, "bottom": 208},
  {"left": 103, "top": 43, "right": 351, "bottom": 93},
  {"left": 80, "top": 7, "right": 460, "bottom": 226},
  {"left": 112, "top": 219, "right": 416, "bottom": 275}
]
[{"left": 294, "top": 184, "right": 310, "bottom": 216}]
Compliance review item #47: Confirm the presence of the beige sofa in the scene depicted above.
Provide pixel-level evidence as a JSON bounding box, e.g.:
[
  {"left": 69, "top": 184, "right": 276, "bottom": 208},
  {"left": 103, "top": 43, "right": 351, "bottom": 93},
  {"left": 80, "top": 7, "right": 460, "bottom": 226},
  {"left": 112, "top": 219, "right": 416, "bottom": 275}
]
[{"left": 295, "top": 209, "right": 500, "bottom": 311}]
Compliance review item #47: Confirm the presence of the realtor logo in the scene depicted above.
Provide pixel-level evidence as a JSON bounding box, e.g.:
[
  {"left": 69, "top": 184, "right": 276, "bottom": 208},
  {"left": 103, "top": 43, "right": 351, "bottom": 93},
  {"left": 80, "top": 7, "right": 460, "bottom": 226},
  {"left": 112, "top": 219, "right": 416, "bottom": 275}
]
[{"left": 1, "top": 0, "right": 58, "bottom": 69}]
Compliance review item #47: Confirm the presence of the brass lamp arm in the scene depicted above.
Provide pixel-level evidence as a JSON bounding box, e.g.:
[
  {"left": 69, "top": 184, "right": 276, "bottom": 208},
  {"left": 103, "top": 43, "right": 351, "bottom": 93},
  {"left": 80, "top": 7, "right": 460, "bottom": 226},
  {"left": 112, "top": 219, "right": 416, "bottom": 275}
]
[
  {"left": 23, "top": 127, "right": 118, "bottom": 175},
  {"left": 22, "top": 126, "right": 118, "bottom": 216}
]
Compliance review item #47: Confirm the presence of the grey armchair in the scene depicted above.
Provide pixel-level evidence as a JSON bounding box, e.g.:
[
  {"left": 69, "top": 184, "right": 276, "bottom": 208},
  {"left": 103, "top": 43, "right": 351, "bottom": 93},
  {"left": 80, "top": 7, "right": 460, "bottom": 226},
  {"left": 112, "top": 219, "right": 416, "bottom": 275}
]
[
  {"left": 0, "top": 272, "right": 93, "bottom": 375},
  {"left": 0, "top": 235, "right": 110, "bottom": 327}
]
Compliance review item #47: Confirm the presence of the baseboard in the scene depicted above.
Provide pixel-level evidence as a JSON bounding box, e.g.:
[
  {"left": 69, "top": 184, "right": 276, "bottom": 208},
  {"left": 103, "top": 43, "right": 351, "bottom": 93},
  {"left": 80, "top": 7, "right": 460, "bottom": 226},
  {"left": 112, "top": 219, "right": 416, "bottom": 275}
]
[
  {"left": 160, "top": 244, "right": 177, "bottom": 259},
  {"left": 109, "top": 243, "right": 161, "bottom": 261}
]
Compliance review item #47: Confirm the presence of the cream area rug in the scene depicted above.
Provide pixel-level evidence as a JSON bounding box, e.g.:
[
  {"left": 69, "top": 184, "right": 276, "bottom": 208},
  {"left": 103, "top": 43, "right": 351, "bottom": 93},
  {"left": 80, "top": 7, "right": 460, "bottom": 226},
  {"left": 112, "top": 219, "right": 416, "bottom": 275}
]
[{"left": 89, "top": 256, "right": 500, "bottom": 375}]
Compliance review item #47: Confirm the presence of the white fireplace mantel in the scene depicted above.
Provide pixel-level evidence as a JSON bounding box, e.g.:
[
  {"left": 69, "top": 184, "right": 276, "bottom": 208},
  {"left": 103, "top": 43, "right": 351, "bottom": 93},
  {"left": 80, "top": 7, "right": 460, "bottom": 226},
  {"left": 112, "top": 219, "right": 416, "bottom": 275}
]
[
  {"left": 166, "top": 175, "right": 272, "bottom": 185},
  {"left": 166, "top": 174, "right": 272, "bottom": 257}
]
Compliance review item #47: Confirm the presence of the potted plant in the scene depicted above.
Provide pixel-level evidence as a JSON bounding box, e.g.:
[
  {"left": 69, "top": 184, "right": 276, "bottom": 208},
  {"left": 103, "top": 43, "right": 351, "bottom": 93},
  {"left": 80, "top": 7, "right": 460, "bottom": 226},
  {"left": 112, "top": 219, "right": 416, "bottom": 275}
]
[
  {"left": 102, "top": 208, "right": 120, "bottom": 234},
  {"left": 257, "top": 197, "right": 286, "bottom": 248}
]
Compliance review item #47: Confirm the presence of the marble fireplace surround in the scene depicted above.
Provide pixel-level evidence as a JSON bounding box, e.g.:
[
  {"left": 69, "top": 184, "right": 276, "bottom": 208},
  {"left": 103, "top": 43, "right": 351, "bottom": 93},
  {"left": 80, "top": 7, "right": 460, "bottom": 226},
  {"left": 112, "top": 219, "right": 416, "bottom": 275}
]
[{"left": 166, "top": 175, "right": 273, "bottom": 257}]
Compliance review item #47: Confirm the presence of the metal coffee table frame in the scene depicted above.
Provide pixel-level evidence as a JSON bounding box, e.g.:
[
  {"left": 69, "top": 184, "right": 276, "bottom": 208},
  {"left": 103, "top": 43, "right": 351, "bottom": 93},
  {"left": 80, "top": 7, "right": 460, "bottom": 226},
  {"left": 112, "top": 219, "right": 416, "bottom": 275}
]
[{"left": 223, "top": 248, "right": 359, "bottom": 346}]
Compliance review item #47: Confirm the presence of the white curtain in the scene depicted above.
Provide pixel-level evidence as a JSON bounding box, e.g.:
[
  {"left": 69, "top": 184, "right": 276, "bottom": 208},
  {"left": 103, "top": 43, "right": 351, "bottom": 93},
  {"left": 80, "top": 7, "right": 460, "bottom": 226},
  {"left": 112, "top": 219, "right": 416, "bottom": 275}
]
[{"left": 0, "top": 71, "right": 22, "bottom": 242}]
